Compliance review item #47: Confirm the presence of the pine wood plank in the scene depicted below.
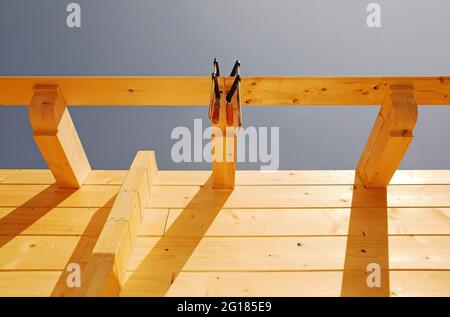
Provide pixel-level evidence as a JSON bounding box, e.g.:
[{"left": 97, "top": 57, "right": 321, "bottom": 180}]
[
  {"left": 147, "top": 184, "right": 450, "bottom": 209},
  {"left": 92, "top": 219, "right": 132, "bottom": 285},
  {"left": 0, "top": 184, "right": 120, "bottom": 208},
  {"left": 0, "top": 170, "right": 20, "bottom": 183},
  {"left": 126, "top": 236, "right": 450, "bottom": 272},
  {"left": 242, "top": 77, "right": 450, "bottom": 106},
  {"left": 85, "top": 170, "right": 127, "bottom": 185},
  {"left": 388, "top": 208, "right": 450, "bottom": 235},
  {"left": 390, "top": 271, "right": 450, "bottom": 297},
  {"left": 80, "top": 151, "right": 158, "bottom": 296},
  {"left": 147, "top": 185, "right": 354, "bottom": 209},
  {"left": 2, "top": 76, "right": 450, "bottom": 106},
  {"left": 0, "top": 235, "right": 81, "bottom": 270},
  {"left": 156, "top": 171, "right": 356, "bottom": 186},
  {"left": 160, "top": 208, "right": 350, "bottom": 237},
  {"left": 121, "top": 271, "right": 344, "bottom": 297},
  {"left": 391, "top": 170, "right": 450, "bottom": 185},
  {"left": 120, "top": 271, "right": 450, "bottom": 297},
  {"left": 0, "top": 170, "right": 126, "bottom": 185},
  {"left": 146, "top": 207, "right": 450, "bottom": 237},
  {"left": 3, "top": 169, "right": 450, "bottom": 186},
  {"left": 0, "top": 272, "right": 62, "bottom": 297},
  {"left": 29, "top": 85, "right": 91, "bottom": 188},
  {"left": 389, "top": 236, "right": 450, "bottom": 270},
  {"left": 357, "top": 86, "right": 418, "bottom": 188},
  {"left": 0, "top": 170, "right": 56, "bottom": 184},
  {"left": 211, "top": 77, "right": 238, "bottom": 189},
  {"left": 138, "top": 209, "right": 169, "bottom": 236},
  {"left": 155, "top": 170, "right": 450, "bottom": 186},
  {"left": 0, "top": 207, "right": 110, "bottom": 236}
]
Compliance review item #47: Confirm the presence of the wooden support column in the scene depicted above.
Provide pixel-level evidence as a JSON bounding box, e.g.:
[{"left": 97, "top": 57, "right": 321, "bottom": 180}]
[
  {"left": 357, "top": 85, "right": 418, "bottom": 188},
  {"left": 211, "top": 77, "right": 239, "bottom": 189},
  {"left": 29, "top": 84, "right": 91, "bottom": 188},
  {"left": 80, "top": 151, "right": 158, "bottom": 296}
]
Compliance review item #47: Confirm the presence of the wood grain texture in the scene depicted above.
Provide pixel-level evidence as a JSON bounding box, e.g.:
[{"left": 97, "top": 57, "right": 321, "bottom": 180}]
[
  {"left": 211, "top": 78, "right": 237, "bottom": 189},
  {"left": 1, "top": 76, "right": 450, "bottom": 106},
  {"left": 80, "top": 152, "right": 158, "bottom": 296},
  {"left": 126, "top": 236, "right": 450, "bottom": 272},
  {"left": 0, "top": 207, "right": 110, "bottom": 236},
  {"left": 142, "top": 207, "right": 450, "bottom": 237},
  {"left": 0, "top": 169, "right": 449, "bottom": 297},
  {"left": 3, "top": 169, "right": 450, "bottom": 186},
  {"left": 0, "top": 184, "right": 119, "bottom": 208},
  {"left": 120, "top": 271, "right": 450, "bottom": 297},
  {"left": 147, "top": 184, "right": 450, "bottom": 209},
  {"left": 0, "top": 170, "right": 126, "bottom": 185},
  {"left": 29, "top": 85, "right": 91, "bottom": 188},
  {"left": 155, "top": 170, "right": 450, "bottom": 186},
  {"left": 357, "top": 86, "right": 418, "bottom": 188},
  {"left": 0, "top": 272, "right": 62, "bottom": 297},
  {"left": 0, "top": 235, "right": 82, "bottom": 270}
]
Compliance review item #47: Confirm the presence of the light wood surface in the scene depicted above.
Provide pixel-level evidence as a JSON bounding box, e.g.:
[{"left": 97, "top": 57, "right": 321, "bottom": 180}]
[
  {"left": 357, "top": 85, "right": 418, "bottom": 188},
  {"left": 121, "top": 170, "right": 450, "bottom": 297},
  {"left": 79, "top": 152, "right": 158, "bottom": 296},
  {"left": 1, "top": 76, "right": 450, "bottom": 106},
  {"left": 0, "top": 169, "right": 449, "bottom": 297},
  {"left": 0, "top": 170, "right": 121, "bottom": 296},
  {"left": 211, "top": 77, "right": 238, "bottom": 189},
  {"left": 29, "top": 85, "right": 91, "bottom": 188}
]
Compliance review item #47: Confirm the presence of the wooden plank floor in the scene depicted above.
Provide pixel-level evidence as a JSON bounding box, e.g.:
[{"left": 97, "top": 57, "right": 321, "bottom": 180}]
[
  {"left": 0, "top": 170, "right": 125, "bottom": 296},
  {"left": 121, "top": 170, "right": 450, "bottom": 297},
  {"left": 0, "top": 169, "right": 449, "bottom": 296}
]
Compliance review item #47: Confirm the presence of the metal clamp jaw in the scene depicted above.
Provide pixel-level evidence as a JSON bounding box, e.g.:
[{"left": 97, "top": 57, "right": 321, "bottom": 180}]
[{"left": 209, "top": 58, "right": 242, "bottom": 128}]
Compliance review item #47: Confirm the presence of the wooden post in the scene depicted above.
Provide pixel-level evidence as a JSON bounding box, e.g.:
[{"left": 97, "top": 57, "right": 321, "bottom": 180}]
[
  {"left": 211, "top": 77, "right": 238, "bottom": 189},
  {"left": 357, "top": 85, "right": 418, "bottom": 188},
  {"left": 29, "top": 84, "right": 91, "bottom": 188}
]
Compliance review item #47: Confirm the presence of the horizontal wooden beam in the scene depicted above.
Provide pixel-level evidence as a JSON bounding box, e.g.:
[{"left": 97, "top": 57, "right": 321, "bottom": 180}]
[{"left": 1, "top": 76, "right": 450, "bottom": 106}]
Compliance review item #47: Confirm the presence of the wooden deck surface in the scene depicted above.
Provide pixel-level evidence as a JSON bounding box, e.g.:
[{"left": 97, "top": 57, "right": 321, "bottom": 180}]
[{"left": 0, "top": 169, "right": 449, "bottom": 296}]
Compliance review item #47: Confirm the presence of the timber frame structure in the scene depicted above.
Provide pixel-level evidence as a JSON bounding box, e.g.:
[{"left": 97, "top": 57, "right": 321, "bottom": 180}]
[{"left": 0, "top": 72, "right": 450, "bottom": 296}]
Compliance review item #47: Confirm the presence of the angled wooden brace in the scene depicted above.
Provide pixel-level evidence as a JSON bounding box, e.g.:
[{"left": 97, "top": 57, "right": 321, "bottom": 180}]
[
  {"left": 210, "top": 60, "right": 241, "bottom": 189},
  {"left": 29, "top": 84, "right": 91, "bottom": 188},
  {"left": 356, "top": 85, "right": 418, "bottom": 188}
]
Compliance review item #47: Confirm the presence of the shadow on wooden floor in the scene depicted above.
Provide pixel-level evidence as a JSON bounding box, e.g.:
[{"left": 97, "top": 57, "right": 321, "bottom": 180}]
[
  {"left": 341, "top": 173, "right": 390, "bottom": 296},
  {"left": 0, "top": 184, "right": 75, "bottom": 248},
  {"left": 51, "top": 196, "right": 115, "bottom": 296},
  {"left": 122, "top": 176, "right": 231, "bottom": 296}
]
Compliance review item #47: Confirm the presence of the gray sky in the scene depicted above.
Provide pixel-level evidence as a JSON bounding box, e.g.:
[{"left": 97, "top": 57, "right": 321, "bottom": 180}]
[{"left": 1, "top": 0, "right": 450, "bottom": 170}]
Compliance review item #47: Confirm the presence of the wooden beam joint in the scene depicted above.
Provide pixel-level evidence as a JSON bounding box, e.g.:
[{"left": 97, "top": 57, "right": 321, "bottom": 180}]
[
  {"left": 29, "top": 84, "right": 91, "bottom": 188},
  {"left": 357, "top": 85, "right": 418, "bottom": 188}
]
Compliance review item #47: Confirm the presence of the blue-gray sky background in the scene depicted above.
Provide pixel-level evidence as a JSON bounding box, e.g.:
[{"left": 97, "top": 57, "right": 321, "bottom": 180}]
[{"left": 1, "top": 0, "right": 450, "bottom": 170}]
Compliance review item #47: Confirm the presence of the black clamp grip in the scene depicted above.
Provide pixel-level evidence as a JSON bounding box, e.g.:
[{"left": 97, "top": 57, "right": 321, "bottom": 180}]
[{"left": 209, "top": 58, "right": 243, "bottom": 127}]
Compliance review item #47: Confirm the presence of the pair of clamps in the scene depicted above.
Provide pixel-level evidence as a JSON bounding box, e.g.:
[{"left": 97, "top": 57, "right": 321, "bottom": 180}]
[{"left": 208, "top": 58, "right": 242, "bottom": 128}]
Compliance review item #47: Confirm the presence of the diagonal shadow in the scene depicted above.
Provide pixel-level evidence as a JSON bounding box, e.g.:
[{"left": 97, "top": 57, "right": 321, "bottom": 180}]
[
  {"left": 122, "top": 176, "right": 231, "bottom": 297},
  {"left": 51, "top": 196, "right": 117, "bottom": 297},
  {"left": 341, "top": 173, "right": 390, "bottom": 297},
  {"left": 0, "top": 184, "right": 76, "bottom": 248}
]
